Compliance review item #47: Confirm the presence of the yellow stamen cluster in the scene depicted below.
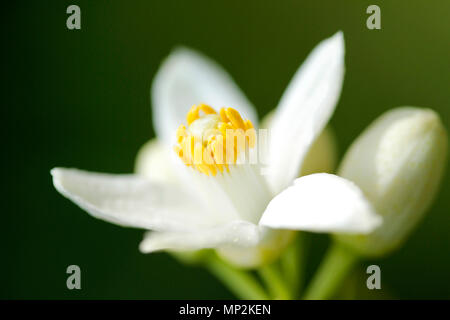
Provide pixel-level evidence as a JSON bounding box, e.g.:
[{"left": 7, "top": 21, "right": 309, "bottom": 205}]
[{"left": 174, "top": 104, "right": 256, "bottom": 176}]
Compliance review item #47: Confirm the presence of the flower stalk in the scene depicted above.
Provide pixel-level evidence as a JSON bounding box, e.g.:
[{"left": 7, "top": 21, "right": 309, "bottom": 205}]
[
  {"left": 204, "top": 255, "right": 270, "bottom": 300},
  {"left": 280, "top": 233, "right": 305, "bottom": 297},
  {"left": 304, "top": 242, "right": 358, "bottom": 300},
  {"left": 258, "top": 263, "right": 292, "bottom": 300}
]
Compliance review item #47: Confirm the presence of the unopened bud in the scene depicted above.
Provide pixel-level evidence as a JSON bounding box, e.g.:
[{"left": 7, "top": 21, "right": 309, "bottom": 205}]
[{"left": 335, "top": 107, "right": 447, "bottom": 257}]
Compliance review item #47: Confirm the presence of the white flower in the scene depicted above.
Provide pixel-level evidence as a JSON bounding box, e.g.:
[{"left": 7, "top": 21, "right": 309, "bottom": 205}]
[{"left": 51, "top": 32, "right": 382, "bottom": 268}]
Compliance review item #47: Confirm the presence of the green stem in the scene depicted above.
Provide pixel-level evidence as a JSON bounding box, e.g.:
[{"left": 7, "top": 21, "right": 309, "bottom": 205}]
[
  {"left": 303, "top": 242, "right": 359, "bottom": 300},
  {"left": 258, "top": 263, "right": 291, "bottom": 300},
  {"left": 205, "top": 255, "right": 270, "bottom": 300},
  {"left": 280, "top": 233, "right": 305, "bottom": 297}
]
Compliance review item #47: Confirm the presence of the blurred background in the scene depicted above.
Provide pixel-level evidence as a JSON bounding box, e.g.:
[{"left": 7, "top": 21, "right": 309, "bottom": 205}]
[{"left": 2, "top": 0, "right": 449, "bottom": 299}]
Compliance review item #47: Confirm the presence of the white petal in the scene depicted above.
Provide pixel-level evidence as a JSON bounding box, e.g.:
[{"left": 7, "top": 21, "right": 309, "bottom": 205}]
[
  {"left": 152, "top": 47, "right": 258, "bottom": 144},
  {"left": 51, "top": 168, "right": 216, "bottom": 231},
  {"left": 265, "top": 32, "right": 345, "bottom": 193},
  {"left": 259, "top": 173, "right": 382, "bottom": 234},
  {"left": 134, "top": 138, "right": 178, "bottom": 184},
  {"left": 139, "top": 220, "right": 261, "bottom": 253}
]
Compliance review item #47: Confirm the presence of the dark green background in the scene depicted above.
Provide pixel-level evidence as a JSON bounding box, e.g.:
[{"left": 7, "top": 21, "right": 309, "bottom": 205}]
[{"left": 3, "top": 0, "right": 449, "bottom": 299}]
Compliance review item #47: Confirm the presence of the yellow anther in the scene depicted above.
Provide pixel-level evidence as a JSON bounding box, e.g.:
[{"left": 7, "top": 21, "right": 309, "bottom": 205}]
[
  {"left": 244, "top": 120, "right": 256, "bottom": 148},
  {"left": 176, "top": 124, "right": 187, "bottom": 143},
  {"left": 205, "top": 160, "right": 217, "bottom": 176},
  {"left": 179, "top": 135, "right": 195, "bottom": 165},
  {"left": 218, "top": 122, "right": 232, "bottom": 136},
  {"left": 247, "top": 130, "right": 256, "bottom": 148},
  {"left": 186, "top": 105, "right": 200, "bottom": 125},
  {"left": 225, "top": 108, "right": 246, "bottom": 130},
  {"left": 174, "top": 104, "right": 255, "bottom": 176},
  {"left": 196, "top": 164, "right": 210, "bottom": 176},
  {"left": 211, "top": 138, "right": 224, "bottom": 165},
  {"left": 187, "top": 104, "right": 218, "bottom": 125},
  {"left": 219, "top": 108, "right": 229, "bottom": 123},
  {"left": 215, "top": 162, "right": 225, "bottom": 173},
  {"left": 173, "top": 145, "right": 183, "bottom": 158},
  {"left": 198, "top": 104, "right": 217, "bottom": 115},
  {"left": 203, "top": 143, "right": 216, "bottom": 166}
]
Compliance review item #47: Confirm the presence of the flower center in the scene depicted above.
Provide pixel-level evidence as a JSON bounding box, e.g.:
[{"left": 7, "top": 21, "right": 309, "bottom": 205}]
[
  {"left": 174, "top": 104, "right": 256, "bottom": 176},
  {"left": 173, "top": 104, "right": 271, "bottom": 224}
]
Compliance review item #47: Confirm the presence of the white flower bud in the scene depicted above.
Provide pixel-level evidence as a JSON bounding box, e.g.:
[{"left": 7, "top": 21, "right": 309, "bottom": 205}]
[
  {"left": 335, "top": 107, "right": 448, "bottom": 257},
  {"left": 134, "top": 139, "right": 177, "bottom": 183},
  {"left": 300, "top": 127, "right": 338, "bottom": 176}
]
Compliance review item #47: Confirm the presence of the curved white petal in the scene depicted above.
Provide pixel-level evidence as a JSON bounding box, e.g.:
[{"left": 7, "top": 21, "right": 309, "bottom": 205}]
[
  {"left": 139, "top": 220, "right": 261, "bottom": 253},
  {"left": 51, "top": 168, "right": 216, "bottom": 231},
  {"left": 152, "top": 47, "right": 257, "bottom": 144},
  {"left": 259, "top": 173, "right": 382, "bottom": 234},
  {"left": 265, "top": 32, "right": 345, "bottom": 193}
]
